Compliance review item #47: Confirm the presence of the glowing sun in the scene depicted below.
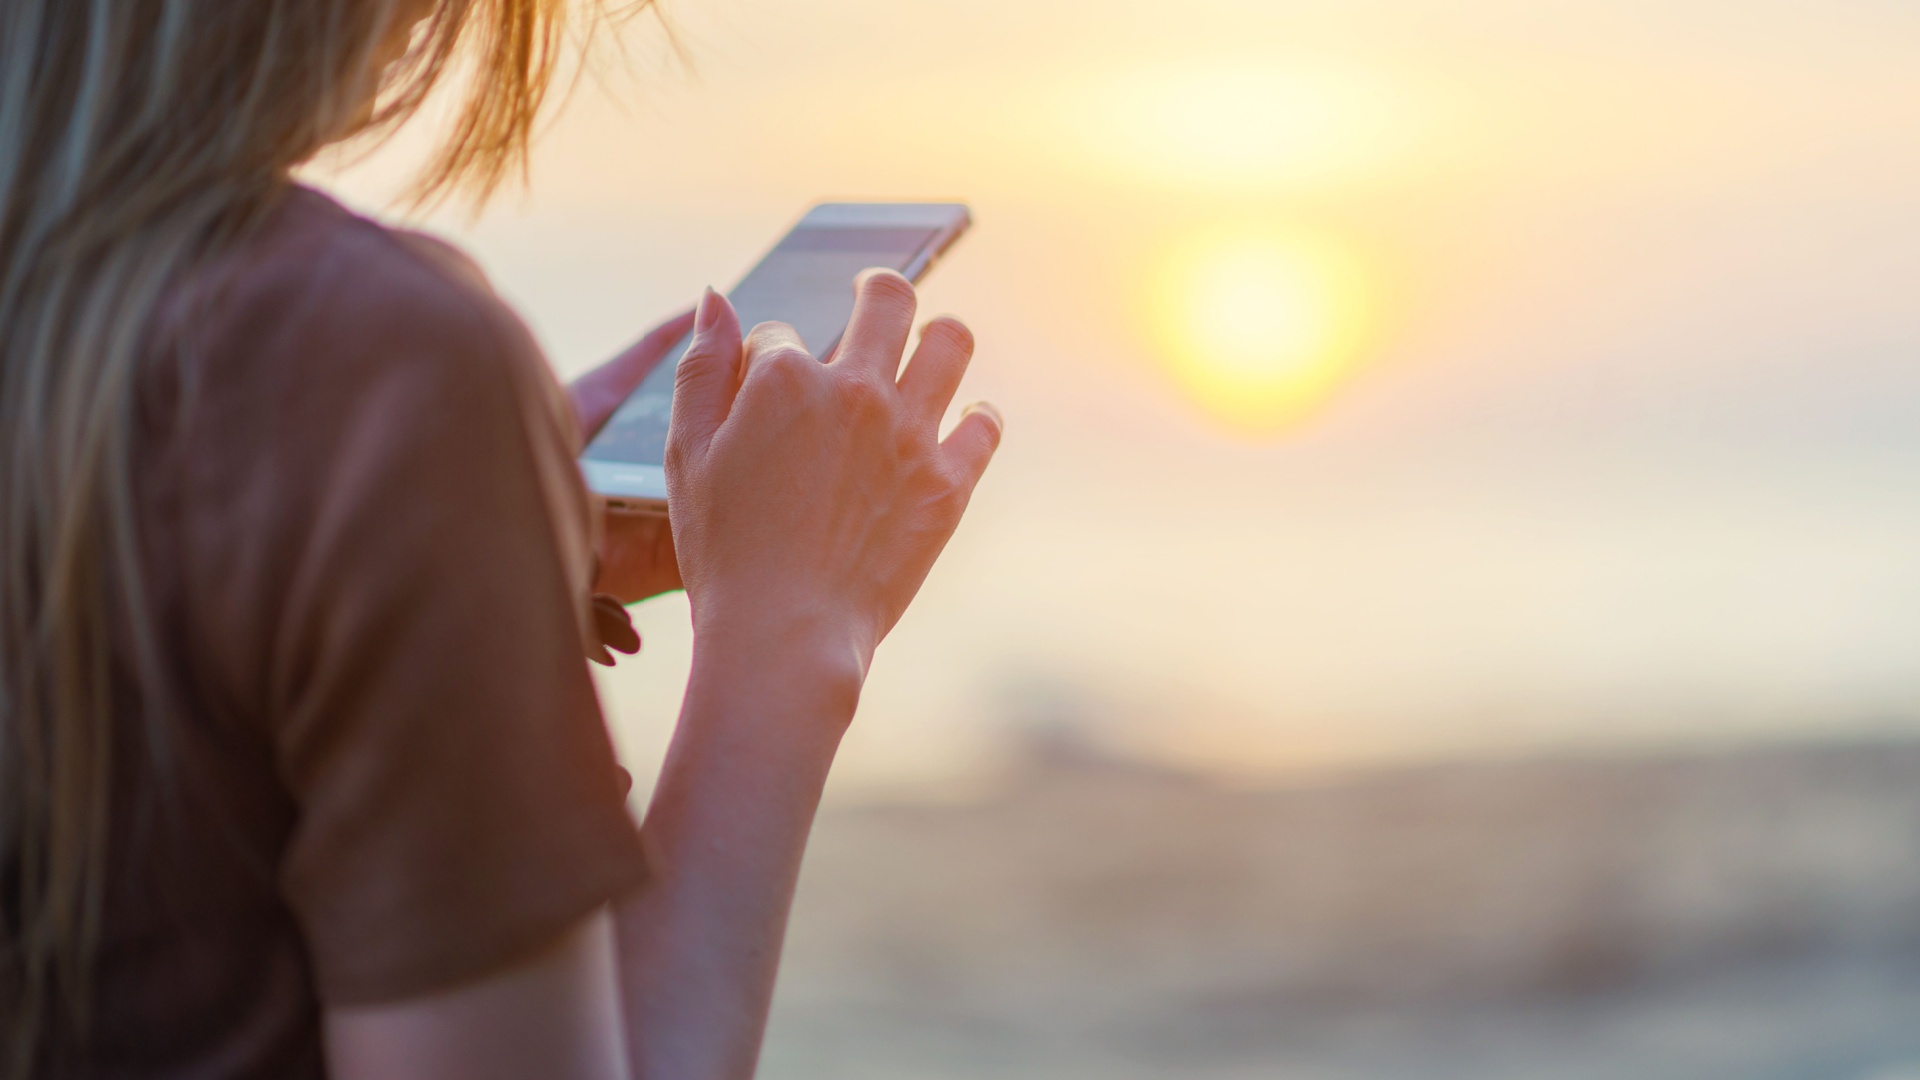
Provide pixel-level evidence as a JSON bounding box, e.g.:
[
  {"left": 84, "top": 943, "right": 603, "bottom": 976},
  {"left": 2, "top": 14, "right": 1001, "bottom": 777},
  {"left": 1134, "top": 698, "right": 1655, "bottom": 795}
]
[{"left": 1149, "top": 231, "right": 1372, "bottom": 431}]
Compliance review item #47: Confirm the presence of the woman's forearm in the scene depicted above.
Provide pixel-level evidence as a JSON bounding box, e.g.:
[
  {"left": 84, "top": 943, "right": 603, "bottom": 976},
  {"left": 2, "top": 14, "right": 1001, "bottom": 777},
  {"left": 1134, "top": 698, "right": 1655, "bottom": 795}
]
[
  {"left": 610, "top": 275, "right": 998, "bottom": 1078},
  {"left": 612, "top": 622, "right": 863, "bottom": 1080}
]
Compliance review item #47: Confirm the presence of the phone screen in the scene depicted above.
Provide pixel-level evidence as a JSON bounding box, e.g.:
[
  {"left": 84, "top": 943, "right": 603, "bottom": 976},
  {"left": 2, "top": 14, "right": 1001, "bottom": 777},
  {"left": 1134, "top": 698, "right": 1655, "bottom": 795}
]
[{"left": 581, "top": 224, "right": 942, "bottom": 473}]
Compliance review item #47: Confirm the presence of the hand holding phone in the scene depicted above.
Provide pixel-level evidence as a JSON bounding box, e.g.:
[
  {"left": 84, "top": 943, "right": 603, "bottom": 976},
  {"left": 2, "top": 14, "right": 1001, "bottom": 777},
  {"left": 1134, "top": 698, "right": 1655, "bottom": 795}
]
[
  {"left": 582, "top": 202, "right": 972, "bottom": 513},
  {"left": 667, "top": 273, "right": 1001, "bottom": 670}
]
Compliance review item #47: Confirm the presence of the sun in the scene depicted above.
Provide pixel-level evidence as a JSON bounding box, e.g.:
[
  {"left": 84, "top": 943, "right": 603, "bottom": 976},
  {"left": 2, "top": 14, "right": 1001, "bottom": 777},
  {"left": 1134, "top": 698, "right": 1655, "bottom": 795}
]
[{"left": 1149, "top": 231, "right": 1371, "bottom": 431}]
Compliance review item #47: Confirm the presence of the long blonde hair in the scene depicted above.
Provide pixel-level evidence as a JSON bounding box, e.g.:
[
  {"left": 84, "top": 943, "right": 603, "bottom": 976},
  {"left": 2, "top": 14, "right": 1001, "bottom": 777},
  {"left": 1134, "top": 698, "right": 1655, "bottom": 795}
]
[{"left": 0, "top": 0, "right": 592, "bottom": 1069}]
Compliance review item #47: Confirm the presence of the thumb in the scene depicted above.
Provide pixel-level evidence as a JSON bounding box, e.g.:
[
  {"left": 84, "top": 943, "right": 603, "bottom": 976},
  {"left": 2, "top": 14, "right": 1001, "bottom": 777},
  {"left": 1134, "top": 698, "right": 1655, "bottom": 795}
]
[{"left": 671, "top": 288, "right": 743, "bottom": 451}]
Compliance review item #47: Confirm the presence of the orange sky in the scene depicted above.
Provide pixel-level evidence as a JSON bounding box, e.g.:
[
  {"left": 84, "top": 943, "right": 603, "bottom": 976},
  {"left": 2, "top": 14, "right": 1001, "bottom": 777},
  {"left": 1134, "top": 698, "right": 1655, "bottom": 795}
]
[{"left": 319, "top": 0, "right": 1920, "bottom": 795}]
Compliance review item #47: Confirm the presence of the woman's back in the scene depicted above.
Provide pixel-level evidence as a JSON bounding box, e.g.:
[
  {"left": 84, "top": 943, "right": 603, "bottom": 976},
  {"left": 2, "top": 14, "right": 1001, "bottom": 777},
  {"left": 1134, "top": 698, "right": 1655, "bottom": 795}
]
[
  {"left": 79, "top": 185, "right": 643, "bottom": 1078},
  {"left": 4, "top": 3, "right": 1001, "bottom": 1073}
]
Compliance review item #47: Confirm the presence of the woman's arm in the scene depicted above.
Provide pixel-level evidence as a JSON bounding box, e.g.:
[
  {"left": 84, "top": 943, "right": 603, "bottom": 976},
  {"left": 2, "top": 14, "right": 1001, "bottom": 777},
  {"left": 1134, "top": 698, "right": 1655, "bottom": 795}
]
[
  {"left": 326, "top": 274, "right": 997, "bottom": 1080},
  {"left": 611, "top": 630, "right": 857, "bottom": 1078},
  {"left": 615, "top": 275, "right": 998, "bottom": 1077},
  {"left": 326, "top": 913, "right": 629, "bottom": 1080},
  {"left": 330, "top": 639, "right": 851, "bottom": 1080}
]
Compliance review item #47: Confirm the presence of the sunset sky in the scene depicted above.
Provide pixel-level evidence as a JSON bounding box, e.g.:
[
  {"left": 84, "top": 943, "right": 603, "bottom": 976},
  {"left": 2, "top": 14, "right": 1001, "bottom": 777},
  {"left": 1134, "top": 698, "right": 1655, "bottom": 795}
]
[{"left": 319, "top": 0, "right": 1920, "bottom": 795}]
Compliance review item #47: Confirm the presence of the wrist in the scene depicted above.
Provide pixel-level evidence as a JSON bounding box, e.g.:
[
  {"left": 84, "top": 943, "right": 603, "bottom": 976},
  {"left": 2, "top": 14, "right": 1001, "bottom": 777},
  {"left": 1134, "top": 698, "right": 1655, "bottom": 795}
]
[{"left": 688, "top": 601, "right": 869, "bottom": 728}]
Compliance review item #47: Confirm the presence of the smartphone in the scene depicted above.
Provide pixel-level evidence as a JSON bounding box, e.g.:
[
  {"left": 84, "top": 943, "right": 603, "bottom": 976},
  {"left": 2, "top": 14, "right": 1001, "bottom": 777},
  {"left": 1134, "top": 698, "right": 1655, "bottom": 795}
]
[{"left": 581, "top": 202, "right": 973, "bottom": 512}]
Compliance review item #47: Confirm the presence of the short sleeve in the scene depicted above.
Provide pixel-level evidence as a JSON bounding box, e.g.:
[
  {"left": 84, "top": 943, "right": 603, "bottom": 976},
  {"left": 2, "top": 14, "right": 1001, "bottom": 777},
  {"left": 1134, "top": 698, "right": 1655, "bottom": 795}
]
[{"left": 255, "top": 237, "right": 646, "bottom": 1005}]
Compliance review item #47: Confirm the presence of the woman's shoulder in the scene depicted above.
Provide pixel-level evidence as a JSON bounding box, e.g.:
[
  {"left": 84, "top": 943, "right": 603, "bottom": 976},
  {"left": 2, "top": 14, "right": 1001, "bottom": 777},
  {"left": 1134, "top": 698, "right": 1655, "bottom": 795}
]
[
  {"left": 152, "top": 184, "right": 587, "bottom": 541},
  {"left": 156, "top": 184, "right": 585, "bottom": 489},
  {"left": 177, "top": 184, "right": 546, "bottom": 399}
]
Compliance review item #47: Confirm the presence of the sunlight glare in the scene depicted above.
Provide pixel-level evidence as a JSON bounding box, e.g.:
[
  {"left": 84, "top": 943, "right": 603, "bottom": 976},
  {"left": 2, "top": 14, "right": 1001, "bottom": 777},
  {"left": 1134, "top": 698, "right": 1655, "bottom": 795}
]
[{"left": 1150, "top": 231, "right": 1371, "bottom": 431}]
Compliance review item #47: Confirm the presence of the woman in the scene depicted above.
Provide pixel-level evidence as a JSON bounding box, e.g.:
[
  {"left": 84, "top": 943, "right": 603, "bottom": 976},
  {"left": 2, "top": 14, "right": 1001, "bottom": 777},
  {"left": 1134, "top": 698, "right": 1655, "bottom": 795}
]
[{"left": 0, "top": 1, "right": 1001, "bottom": 1077}]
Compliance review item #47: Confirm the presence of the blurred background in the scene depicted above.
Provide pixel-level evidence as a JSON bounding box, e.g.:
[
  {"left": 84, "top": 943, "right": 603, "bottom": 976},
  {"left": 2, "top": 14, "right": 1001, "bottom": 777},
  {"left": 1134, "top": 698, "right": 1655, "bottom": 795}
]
[{"left": 317, "top": 0, "right": 1920, "bottom": 1075}]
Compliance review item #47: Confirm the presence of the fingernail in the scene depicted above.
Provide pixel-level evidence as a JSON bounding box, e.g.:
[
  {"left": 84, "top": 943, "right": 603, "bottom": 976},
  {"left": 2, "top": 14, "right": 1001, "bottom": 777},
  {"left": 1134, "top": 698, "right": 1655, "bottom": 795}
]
[
  {"left": 695, "top": 287, "right": 721, "bottom": 332},
  {"left": 964, "top": 401, "right": 1004, "bottom": 433}
]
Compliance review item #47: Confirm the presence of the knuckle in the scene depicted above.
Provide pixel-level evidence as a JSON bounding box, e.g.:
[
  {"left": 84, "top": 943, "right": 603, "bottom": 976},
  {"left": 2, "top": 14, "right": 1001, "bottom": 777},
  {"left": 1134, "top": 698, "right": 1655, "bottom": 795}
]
[
  {"left": 765, "top": 343, "right": 815, "bottom": 370},
  {"left": 751, "top": 343, "right": 817, "bottom": 390},
  {"left": 839, "top": 373, "right": 892, "bottom": 418},
  {"left": 745, "top": 321, "right": 804, "bottom": 353},
  {"left": 747, "top": 318, "right": 794, "bottom": 336}
]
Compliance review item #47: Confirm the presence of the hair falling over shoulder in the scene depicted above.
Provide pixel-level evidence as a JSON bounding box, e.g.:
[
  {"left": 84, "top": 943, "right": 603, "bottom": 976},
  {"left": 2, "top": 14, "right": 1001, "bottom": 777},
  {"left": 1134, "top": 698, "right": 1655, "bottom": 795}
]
[{"left": 0, "top": 0, "right": 603, "bottom": 1071}]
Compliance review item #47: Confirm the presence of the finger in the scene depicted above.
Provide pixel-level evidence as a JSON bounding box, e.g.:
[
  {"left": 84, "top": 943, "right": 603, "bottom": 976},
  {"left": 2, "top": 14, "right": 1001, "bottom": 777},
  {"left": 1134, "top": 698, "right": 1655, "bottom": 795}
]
[
  {"left": 941, "top": 402, "right": 1004, "bottom": 490},
  {"left": 593, "top": 595, "right": 641, "bottom": 655},
  {"left": 629, "top": 307, "right": 700, "bottom": 372},
  {"left": 670, "top": 289, "right": 743, "bottom": 450},
  {"left": 569, "top": 306, "right": 697, "bottom": 437},
  {"left": 741, "top": 320, "right": 818, "bottom": 382},
  {"left": 831, "top": 268, "right": 918, "bottom": 381},
  {"left": 897, "top": 317, "right": 975, "bottom": 420},
  {"left": 595, "top": 509, "right": 683, "bottom": 602}
]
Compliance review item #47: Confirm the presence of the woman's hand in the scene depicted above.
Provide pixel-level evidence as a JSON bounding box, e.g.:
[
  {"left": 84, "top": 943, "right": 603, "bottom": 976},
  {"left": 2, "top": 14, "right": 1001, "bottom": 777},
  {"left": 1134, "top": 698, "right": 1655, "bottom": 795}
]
[
  {"left": 666, "top": 272, "right": 1001, "bottom": 684},
  {"left": 569, "top": 309, "right": 695, "bottom": 606}
]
